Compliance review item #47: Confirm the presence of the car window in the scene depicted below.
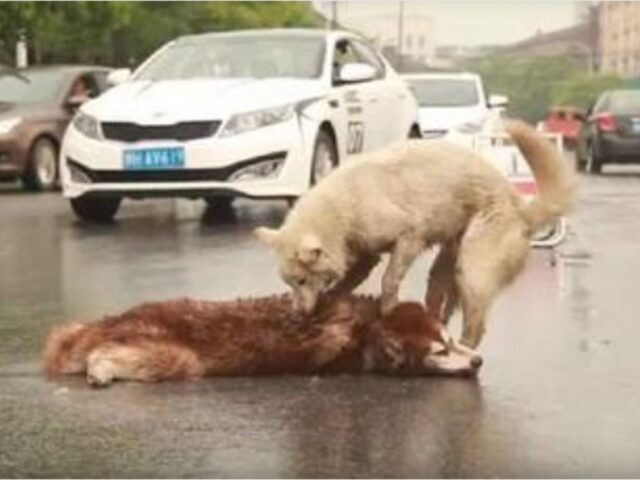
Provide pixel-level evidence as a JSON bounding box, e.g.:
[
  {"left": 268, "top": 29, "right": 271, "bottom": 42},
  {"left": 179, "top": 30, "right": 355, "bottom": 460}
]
[
  {"left": 67, "top": 74, "right": 101, "bottom": 100},
  {"left": 608, "top": 91, "right": 640, "bottom": 113},
  {"left": 593, "top": 93, "right": 610, "bottom": 114},
  {"left": 136, "top": 35, "right": 325, "bottom": 81},
  {"left": 0, "top": 69, "right": 68, "bottom": 104},
  {"left": 332, "top": 39, "right": 382, "bottom": 85},
  {"left": 91, "top": 71, "right": 110, "bottom": 94},
  {"left": 351, "top": 40, "right": 385, "bottom": 79},
  {"left": 407, "top": 78, "right": 480, "bottom": 107}
]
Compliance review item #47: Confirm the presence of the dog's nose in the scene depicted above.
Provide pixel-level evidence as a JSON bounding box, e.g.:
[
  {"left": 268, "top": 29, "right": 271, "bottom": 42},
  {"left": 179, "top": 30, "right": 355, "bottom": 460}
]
[{"left": 471, "top": 355, "right": 483, "bottom": 369}]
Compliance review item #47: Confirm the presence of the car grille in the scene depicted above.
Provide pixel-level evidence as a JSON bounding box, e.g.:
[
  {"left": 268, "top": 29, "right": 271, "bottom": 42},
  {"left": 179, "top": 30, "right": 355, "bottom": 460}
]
[
  {"left": 101, "top": 121, "right": 221, "bottom": 142},
  {"left": 66, "top": 152, "right": 286, "bottom": 183}
]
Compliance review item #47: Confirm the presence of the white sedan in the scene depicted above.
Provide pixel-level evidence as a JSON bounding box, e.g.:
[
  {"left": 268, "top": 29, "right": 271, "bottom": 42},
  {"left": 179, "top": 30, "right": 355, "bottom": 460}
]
[{"left": 61, "top": 29, "right": 419, "bottom": 222}]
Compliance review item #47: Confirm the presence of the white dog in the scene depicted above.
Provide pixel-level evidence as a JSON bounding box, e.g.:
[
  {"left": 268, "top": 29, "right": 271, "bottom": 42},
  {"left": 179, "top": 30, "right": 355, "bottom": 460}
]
[{"left": 256, "top": 120, "right": 573, "bottom": 348}]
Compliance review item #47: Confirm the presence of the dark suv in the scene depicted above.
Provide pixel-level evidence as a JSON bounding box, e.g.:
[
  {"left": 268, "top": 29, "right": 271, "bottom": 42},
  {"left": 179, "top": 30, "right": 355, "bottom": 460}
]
[
  {"left": 576, "top": 89, "right": 640, "bottom": 174},
  {"left": 0, "top": 65, "right": 110, "bottom": 190}
]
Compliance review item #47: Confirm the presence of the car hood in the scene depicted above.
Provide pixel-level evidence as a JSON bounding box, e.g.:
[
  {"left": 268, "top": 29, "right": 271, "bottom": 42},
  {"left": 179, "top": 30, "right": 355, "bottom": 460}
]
[
  {"left": 83, "top": 78, "right": 327, "bottom": 123},
  {"left": 417, "top": 105, "right": 488, "bottom": 132},
  {"left": 0, "top": 102, "right": 50, "bottom": 121}
]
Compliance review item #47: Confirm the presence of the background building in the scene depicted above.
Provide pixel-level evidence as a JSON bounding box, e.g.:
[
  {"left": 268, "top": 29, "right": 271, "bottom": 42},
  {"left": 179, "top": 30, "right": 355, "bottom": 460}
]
[
  {"left": 598, "top": 1, "right": 640, "bottom": 78},
  {"left": 499, "top": 2, "right": 599, "bottom": 72},
  {"left": 314, "top": 1, "right": 435, "bottom": 68}
]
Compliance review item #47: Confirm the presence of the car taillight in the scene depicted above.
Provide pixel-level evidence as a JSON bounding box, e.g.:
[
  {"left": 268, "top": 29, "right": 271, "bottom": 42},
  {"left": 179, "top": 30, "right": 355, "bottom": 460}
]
[{"left": 595, "top": 113, "right": 617, "bottom": 132}]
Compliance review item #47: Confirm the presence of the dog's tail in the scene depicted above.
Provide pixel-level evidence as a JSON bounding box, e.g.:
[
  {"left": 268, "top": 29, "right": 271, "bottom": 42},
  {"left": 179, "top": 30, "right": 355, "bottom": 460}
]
[
  {"left": 42, "top": 323, "right": 93, "bottom": 376},
  {"left": 506, "top": 119, "right": 574, "bottom": 230}
]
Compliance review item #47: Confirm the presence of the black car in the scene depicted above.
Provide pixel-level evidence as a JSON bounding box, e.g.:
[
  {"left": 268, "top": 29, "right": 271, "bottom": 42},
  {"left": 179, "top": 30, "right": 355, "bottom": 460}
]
[{"left": 576, "top": 89, "right": 640, "bottom": 174}]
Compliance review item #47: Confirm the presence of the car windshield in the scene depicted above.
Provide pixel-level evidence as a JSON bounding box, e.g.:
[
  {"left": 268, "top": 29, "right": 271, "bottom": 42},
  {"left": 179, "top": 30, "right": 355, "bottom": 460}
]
[
  {"left": 135, "top": 34, "right": 326, "bottom": 81},
  {"left": 0, "top": 69, "right": 68, "bottom": 104},
  {"left": 409, "top": 79, "right": 480, "bottom": 107},
  {"left": 609, "top": 91, "right": 640, "bottom": 113}
]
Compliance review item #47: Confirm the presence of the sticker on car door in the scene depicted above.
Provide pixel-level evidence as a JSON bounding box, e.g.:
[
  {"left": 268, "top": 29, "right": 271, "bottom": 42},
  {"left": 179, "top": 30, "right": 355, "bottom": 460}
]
[{"left": 347, "top": 121, "right": 364, "bottom": 154}]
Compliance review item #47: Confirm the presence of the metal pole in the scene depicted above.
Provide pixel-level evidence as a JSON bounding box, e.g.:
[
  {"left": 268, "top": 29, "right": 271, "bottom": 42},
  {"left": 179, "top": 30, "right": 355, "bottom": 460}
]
[
  {"left": 16, "top": 31, "right": 28, "bottom": 68},
  {"left": 397, "top": 0, "right": 404, "bottom": 70},
  {"left": 331, "top": 1, "right": 338, "bottom": 30}
]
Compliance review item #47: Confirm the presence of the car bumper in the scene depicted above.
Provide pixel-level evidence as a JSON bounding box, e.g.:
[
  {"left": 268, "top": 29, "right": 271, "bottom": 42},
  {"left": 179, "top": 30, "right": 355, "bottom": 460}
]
[
  {"left": 61, "top": 119, "right": 312, "bottom": 200},
  {"left": 598, "top": 133, "right": 640, "bottom": 161}
]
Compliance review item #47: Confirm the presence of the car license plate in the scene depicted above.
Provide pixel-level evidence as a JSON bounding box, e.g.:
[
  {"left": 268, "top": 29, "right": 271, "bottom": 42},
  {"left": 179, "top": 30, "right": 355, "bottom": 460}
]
[{"left": 123, "top": 147, "right": 185, "bottom": 170}]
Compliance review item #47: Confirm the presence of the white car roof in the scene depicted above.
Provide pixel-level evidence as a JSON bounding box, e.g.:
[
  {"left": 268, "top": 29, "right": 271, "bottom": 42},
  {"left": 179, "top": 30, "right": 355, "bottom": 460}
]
[
  {"left": 402, "top": 72, "right": 482, "bottom": 81},
  {"left": 175, "top": 28, "right": 359, "bottom": 44}
]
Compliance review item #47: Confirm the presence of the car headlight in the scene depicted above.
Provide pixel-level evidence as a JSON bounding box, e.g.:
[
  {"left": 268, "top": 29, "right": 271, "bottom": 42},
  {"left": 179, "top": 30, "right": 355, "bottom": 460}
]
[
  {"left": 73, "top": 111, "right": 102, "bottom": 140},
  {"left": 220, "top": 104, "right": 295, "bottom": 137},
  {"left": 0, "top": 117, "right": 22, "bottom": 135}
]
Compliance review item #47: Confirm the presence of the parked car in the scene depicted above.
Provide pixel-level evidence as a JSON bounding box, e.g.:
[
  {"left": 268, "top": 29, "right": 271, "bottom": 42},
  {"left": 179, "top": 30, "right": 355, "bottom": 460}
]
[
  {"left": 61, "top": 29, "right": 420, "bottom": 222},
  {"left": 0, "top": 65, "right": 111, "bottom": 190},
  {"left": 538, "top": 105, "right": 585, "bottom": 150},
  {"left": 576, "top": 89, "right": 640, "bottom": 174},
  {"left": 402, "top": 72, "right": 508, "bottom": 139}
]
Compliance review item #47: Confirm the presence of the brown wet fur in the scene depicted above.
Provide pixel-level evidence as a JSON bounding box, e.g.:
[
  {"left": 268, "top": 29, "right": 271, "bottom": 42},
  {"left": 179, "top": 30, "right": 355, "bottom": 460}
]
[{"left": 43, "top": 294, "right": 479, "bottom": 386}]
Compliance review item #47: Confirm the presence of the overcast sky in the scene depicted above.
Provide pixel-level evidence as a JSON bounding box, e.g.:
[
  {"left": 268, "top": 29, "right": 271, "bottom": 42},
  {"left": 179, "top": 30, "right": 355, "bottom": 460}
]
[{"left": 313, "top": 1, "right": 581, "bottom": 46}]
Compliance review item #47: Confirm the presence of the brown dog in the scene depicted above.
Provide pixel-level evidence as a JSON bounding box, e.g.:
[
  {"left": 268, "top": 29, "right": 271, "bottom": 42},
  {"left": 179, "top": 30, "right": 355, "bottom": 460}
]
[{"left": 43, "top": 295, "right": 482, "bottom": 387}]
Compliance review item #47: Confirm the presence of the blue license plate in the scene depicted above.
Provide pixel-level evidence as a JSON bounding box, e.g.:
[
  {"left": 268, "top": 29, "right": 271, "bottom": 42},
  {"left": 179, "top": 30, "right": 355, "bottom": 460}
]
[{"left": 123, "top": 147, "right": 185, "bottom": 170}]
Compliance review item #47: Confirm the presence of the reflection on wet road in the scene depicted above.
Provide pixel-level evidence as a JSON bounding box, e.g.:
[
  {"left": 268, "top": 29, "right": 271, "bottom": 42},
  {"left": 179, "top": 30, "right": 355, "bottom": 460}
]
[{"left": 1, "top": 168, "right": 640, "bottom": 477}]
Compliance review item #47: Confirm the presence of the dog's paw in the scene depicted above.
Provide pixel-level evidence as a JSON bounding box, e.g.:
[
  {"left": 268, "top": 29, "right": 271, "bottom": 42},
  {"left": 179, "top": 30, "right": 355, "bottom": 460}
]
[
  {"left": 87, "top": 371, "right": 113, "bottom": 388},
  {"left": 86, "top": 352, "right": 115, "bottom": 388}
]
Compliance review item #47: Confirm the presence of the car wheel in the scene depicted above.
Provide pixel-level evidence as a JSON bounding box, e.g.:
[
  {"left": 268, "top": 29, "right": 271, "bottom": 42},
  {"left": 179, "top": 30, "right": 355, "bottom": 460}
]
[
  {"left": 408, "top": 124, "right": 422, "bottom": 138},
  {"left": 22, "top": 137, "right": 58, "bottom": 191},
  {"left": 310, "top": 129, "right": 338, "bottom": 186},
  {"left": 586, "top": 143, "right": 603, "bottom": 174},
  {"left": 70, "top": 197, "right": 121, "bottom": 223}
]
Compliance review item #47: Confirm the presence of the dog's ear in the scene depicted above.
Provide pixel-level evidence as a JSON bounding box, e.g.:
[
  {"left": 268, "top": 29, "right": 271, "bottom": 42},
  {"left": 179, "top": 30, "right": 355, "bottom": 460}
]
[
  {"left": 297, "top": 234, "right": 323, "bottom": 266},
  {"left": 254, "top": 227, "right": 280, "bottom": 247}
]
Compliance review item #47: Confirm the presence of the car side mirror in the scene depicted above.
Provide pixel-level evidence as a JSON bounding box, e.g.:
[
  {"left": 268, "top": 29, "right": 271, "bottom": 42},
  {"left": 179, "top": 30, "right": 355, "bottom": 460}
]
[
  {"left": 107, "top": 68, "right": 132, "bottom": 87},
  {"left": 65, "top": 94, "right": 88, "bottom": 111},
  {"left": 338, "top": 63, "right": 377, "bottom": 84},
  {"left": 488, "top": 94, "right": 509, "bottom": 109}
]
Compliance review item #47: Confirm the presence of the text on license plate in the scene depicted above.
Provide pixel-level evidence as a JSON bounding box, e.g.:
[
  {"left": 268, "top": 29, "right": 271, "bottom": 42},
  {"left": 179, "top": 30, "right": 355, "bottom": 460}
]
[{"left": 123, "top": 147, "right": 185, "bottom": 170}]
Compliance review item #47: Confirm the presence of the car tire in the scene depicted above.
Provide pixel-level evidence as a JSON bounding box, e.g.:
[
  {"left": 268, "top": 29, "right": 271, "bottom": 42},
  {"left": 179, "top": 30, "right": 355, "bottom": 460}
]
[
  {"left": 70, "top": 197, "right": 121, "bottom": 223},
  {"left": 586, "top": 143, "right": 603, "bottom": 174},
  {"left": 22, "top": 137, "right": 58, "bottom": 191},
  {"left": 310, "top": 129, "right": 338, "bottom": 186},
  {"left": 204, "top": 196, "right": 234, "bottom": 209}
]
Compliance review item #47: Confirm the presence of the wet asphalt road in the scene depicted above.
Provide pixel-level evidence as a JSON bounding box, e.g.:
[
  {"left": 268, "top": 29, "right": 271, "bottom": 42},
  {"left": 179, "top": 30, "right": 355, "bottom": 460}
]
[{"left": 2, "top": 163, "right": 640, "bottom": 478}]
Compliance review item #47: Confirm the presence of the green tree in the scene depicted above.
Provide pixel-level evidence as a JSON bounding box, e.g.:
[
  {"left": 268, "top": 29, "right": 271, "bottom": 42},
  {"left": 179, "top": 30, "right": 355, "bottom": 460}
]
[
  {"left": 0, "top": 2, "right": 322, "bottom": 67},
  {"left": 462, "top": 54, "right": 586, "bottom": 122},
  {"left": 551, "top": 73, "right": 623, "bottom": 110}
]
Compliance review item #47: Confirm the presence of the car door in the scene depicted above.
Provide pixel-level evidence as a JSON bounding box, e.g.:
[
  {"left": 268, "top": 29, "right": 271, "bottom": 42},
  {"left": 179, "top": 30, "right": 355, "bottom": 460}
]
[
  {"left": 577, "top": 93, "right": 610, "bottom": 161},
  {"left": 350, "top": 39, "right": 410, "bottom": 145},
  {"left": 329, "top": 38, "right": 381, "bottom": 156}
]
